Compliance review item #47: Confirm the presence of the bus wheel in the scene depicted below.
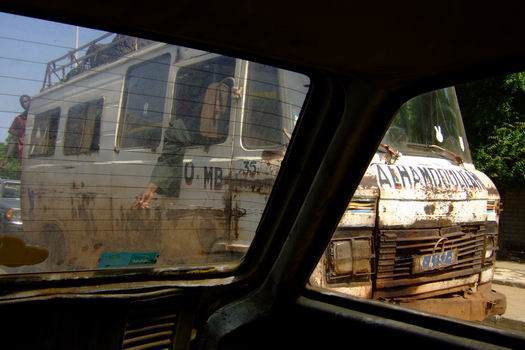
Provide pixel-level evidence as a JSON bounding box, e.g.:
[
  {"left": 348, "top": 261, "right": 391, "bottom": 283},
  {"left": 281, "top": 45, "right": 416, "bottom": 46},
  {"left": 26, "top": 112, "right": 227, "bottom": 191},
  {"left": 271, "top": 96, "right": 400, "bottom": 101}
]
[
  {"left": 41, "top": 225, "right": 66, "bottom": 268},
  {"left": 196, "top": 217, "right": 218, "bottom": 254}
]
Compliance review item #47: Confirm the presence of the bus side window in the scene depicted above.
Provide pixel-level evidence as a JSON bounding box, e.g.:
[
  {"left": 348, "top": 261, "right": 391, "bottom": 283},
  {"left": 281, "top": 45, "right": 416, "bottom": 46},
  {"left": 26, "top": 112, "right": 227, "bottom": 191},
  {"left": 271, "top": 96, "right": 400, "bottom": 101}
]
[
  {"left": 172, "top": 56, "right": 235, "bottom": 145},
  {"left": 118, "top": 54, "right": 171, "bottom": 149},
  {"left": 64, "top": 98, "right": 103, "bottom": 155},
  {"left": 242, "top": 63, "right": 283, "bottom": 149},
  {"left": 29, "top": 107, "right": 60, "bottom": 158}
]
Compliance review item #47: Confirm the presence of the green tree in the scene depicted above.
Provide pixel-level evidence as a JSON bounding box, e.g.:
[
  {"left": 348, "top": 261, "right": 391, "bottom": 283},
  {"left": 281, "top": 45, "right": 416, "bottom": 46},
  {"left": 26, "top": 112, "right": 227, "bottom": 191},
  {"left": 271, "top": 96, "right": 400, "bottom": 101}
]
[
  {"left": 475, "top": 123, "right": 525, "bottom": 186},
  {"left": 456, "top": 73, "right": 525, "bottom": 188},
  {"left": 0, "top": 135, "right": 21, "bottom": 180}
]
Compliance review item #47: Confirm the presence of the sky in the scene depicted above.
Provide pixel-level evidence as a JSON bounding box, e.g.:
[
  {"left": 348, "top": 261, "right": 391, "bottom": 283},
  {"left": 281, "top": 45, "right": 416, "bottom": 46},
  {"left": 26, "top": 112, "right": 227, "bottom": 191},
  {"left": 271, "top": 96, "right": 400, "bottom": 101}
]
[{"left": 0, "top": 12, "right": 106, "bottom": 142}]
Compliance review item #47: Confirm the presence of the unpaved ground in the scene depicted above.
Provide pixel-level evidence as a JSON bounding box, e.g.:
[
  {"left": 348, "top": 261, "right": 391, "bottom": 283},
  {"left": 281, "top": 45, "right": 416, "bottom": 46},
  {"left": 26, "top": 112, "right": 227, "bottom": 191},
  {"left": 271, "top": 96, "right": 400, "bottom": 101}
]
[
  {"left": 483, "top": 284, "right": 525, "bottom": 333},
  {"left": 492, "top": 284, "right": 525, "bottom": 323}
]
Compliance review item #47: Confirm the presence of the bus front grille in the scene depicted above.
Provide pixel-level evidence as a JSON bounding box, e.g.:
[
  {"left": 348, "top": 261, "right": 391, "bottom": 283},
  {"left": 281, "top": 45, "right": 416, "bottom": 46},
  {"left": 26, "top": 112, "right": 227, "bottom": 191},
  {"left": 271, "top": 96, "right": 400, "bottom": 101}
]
[{"left": 375, "top": 225, "right": 493, "bottom": 299}]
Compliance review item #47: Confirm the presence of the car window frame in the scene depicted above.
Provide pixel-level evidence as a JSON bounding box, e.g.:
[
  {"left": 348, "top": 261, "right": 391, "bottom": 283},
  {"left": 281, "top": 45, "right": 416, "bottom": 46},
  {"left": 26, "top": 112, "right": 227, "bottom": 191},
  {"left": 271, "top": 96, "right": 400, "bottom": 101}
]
[{"left": 0, "top": 4, "right": 525, "bottom": 349}]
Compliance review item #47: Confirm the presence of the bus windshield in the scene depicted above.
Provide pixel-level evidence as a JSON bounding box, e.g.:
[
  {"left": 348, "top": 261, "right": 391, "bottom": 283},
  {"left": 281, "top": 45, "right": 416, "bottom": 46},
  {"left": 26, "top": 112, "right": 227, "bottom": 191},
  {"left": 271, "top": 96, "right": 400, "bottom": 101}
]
[
  {"left": 381, "top": 87, "right": 472, "bottom": 163},
  {"left": 2, "top": 183, "right": 20, "bottom": 199}
]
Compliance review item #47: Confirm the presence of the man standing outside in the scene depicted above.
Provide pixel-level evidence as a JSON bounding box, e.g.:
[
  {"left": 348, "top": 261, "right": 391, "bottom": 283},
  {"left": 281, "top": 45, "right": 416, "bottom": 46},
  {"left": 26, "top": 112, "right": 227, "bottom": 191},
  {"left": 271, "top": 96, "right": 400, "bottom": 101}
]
[{"left": 7, "top": 95, "right": 31, "bottom": 160}]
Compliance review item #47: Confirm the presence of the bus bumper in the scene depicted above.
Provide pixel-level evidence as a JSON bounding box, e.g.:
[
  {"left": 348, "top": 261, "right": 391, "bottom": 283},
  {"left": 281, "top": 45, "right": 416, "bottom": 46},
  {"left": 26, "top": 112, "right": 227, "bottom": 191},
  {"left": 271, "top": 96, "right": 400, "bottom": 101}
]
[{"left": 399, "top": 282, "right": 506, "bottom": 321}]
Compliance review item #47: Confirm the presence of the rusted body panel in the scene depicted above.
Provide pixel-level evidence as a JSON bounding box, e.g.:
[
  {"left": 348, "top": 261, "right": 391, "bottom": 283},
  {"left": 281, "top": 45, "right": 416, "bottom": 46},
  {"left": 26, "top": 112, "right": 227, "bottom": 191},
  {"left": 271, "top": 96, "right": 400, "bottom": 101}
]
[
  {"left": 373, "top": 160, "right": 491, "bottom": 228},
  {"left": 309, "top": 150, "right": 504, "bottom": 320},
  {"left": 399, "top": 283, "right": 506, "bottom": 321}
]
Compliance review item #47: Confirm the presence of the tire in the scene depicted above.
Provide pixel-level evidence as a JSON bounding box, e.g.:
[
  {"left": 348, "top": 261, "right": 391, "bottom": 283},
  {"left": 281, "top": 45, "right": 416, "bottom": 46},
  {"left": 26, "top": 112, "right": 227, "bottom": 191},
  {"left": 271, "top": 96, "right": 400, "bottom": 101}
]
[{"left": 41, "top": 224, "right": 66, "bottom": 269}]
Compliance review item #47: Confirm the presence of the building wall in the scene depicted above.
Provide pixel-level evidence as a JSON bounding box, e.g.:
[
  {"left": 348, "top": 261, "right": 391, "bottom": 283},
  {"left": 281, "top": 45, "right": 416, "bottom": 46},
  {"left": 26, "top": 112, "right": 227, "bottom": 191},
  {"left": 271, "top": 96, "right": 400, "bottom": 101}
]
[{"left": 500, "top": 188, "right": 525, "bottom": 253}]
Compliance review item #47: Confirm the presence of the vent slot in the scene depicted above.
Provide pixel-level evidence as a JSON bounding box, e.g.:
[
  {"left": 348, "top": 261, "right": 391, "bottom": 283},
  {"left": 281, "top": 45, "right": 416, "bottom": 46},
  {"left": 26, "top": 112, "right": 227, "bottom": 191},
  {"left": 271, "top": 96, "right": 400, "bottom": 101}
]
[{"left": 122, "top": 296, "right": 180, "bottom": 350}]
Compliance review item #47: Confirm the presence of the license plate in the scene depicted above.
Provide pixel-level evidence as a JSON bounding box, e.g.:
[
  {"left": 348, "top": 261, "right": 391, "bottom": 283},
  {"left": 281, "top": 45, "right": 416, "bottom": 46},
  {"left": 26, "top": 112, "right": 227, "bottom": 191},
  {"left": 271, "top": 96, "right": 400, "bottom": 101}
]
[{"left": 413, "top": 249, "right": 458, "bottom": 273}]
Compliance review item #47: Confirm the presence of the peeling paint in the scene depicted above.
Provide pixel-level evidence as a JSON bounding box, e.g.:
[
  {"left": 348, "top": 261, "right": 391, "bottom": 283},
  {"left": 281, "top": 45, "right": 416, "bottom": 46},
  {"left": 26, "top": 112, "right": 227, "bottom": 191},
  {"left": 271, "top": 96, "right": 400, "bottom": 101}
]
[{"left": 424, "top": 204, "right": 436, "bottom": 215}]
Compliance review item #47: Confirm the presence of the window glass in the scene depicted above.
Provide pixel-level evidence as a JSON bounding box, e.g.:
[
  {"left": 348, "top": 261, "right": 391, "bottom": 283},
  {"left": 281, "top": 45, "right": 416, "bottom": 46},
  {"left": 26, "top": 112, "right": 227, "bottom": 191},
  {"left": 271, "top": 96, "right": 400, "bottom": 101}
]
[
  {"left": 2, "top": 183, "right": 20, "bottom": 198},
  {"left": 172, "top": 56, "right": 235, "bottom": 145},
  {"left": 64, "top": 98, "right": 103, "bottom": 155},
  {"left": 381, "top": 87, "right": 472, "bottom": 163},
  {"left": 119, "top": 54, "right": 171, "bottom": 149},
  {"left": 242, "top": 64, "right": 308, "bottom": 149},
  {"left": 0, "top": 15, "right": 309, "bottom": 276},
  {"left": 243, "top": 63, "right": 284, "bottom": 149},
  {"left": 1, "top": 10, "right": 523, "bottom": 339},
  {"left": 309, "top": 84, "right": 523, "bottom": 334},
  {"left": 281, "top": 70, "right": 310, "bottom": 132},
  {"left": 29, "top": 108, "right": 60, "bottom": 157}
]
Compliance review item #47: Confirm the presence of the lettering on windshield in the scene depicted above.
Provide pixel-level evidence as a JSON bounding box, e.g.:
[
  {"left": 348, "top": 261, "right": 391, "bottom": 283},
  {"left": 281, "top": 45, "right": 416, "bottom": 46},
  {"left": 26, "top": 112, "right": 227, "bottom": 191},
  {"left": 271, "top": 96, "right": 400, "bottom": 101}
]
[{"left": 376, "top": 164, "right": 486, "bottom": 191}]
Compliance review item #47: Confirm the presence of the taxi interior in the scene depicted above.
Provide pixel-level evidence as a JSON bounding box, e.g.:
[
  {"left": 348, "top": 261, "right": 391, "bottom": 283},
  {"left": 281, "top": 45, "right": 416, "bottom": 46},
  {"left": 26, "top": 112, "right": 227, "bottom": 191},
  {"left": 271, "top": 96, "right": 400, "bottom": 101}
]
[{"left": 0, "top": 1, "right": 525, "bottom": 349}]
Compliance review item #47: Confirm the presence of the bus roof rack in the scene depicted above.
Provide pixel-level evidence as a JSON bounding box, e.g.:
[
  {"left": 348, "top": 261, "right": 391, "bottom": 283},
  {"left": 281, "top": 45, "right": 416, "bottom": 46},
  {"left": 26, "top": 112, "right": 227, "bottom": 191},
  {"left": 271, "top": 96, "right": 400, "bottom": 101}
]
[{"left": 42, "top": 33, "right": 154, "bottom": 91}]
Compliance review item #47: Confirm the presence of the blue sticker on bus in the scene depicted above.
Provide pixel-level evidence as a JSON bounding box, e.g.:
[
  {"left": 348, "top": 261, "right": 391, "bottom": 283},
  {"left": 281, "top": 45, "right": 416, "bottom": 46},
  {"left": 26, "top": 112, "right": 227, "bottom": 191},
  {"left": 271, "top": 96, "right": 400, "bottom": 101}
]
[{"left": 97, "top": 252, "right": 159, "bottom": 268}]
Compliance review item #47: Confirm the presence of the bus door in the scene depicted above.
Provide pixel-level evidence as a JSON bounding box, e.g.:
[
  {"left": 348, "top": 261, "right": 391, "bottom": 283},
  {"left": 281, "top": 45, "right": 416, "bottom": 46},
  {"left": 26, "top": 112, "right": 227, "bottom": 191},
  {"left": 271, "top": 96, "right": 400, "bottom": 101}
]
[
  {"left": 111, "top": 53, "right": 173, "bottom": 255},
  {"left": 159, "top": 54, "right": 241, "bottom": 263},
  {"left": 230, "top": 63, "right": 310, "bottom": 252}
]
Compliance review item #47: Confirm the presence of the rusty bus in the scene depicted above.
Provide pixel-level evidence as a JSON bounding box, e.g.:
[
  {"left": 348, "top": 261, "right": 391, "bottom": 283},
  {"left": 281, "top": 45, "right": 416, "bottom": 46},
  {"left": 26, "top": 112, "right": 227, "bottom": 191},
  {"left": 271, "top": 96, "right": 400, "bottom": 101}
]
[{"left": 20, "top": 33, "right": 505, "bottom": 321}]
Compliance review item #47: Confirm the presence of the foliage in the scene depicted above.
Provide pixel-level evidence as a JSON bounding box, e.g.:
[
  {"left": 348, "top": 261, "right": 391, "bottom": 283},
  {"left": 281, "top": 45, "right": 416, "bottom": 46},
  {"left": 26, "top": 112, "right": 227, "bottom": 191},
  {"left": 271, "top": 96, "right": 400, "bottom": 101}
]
[
  {"left": 0, "top": 135, "right": 21, "bottom": 180},
  {"left": 456, "top": 73, "right": 525, "bottom": 188},
  {"left": 475, "top": 123, "right": 525, "bottom": 187}
]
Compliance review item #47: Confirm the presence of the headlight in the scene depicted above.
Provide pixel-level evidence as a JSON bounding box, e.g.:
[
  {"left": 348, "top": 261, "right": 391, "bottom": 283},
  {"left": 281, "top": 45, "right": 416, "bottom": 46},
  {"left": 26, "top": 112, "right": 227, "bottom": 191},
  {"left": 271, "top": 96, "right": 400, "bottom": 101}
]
[
  {"left": 331, "top": 241, "right": 353, "bottom": 274},
  {"left": 329, "top": 237, "right": 372, "bottom": 276},
  {"left": 348, "top": 198, "right": 375, "bottom": 213},
  {"left": 5, "top": 208, "right": 13, "bottom": 221},
  {"left": 487, "top": 199, "right": 501, "bottom": 216},
  {"left": 4, "top": 208, "right": 20, "bottom": 222},
  {"left": 485, "top": 237, "right": 495, "bottom": 259}
]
